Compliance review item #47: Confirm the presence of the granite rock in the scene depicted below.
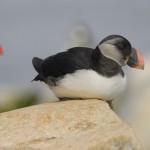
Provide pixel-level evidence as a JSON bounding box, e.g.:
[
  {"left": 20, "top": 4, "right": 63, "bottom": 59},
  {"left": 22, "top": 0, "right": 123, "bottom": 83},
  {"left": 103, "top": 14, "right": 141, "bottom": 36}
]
[{"left": 0, "top": 100, "right": 143, "bottom": 150}]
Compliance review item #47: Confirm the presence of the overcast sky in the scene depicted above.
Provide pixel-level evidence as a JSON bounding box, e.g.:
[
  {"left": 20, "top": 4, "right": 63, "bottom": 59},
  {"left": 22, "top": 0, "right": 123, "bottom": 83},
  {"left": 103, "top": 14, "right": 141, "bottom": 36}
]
[{"left": 0, "top": 0, "right": 150, "bottom": 85}]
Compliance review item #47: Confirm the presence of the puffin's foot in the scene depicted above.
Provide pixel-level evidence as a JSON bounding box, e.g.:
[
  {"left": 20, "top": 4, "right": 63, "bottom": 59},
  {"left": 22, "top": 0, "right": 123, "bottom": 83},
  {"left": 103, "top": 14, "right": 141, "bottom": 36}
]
[
  {"left": 59, "top": 98, "right": 114, "bottom": 110},
  {"left": 106, "top": 100, "right": 114, "bottom": 110},
  {"left": 59, "top": 97, "right": 84, "bottom": 101}
]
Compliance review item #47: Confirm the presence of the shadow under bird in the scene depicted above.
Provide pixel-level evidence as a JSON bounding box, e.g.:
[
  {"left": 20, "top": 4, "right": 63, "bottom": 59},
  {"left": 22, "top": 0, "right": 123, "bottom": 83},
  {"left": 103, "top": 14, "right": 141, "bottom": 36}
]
[{"left": 32, "top": 35, "right": 144, "bottom": 108}]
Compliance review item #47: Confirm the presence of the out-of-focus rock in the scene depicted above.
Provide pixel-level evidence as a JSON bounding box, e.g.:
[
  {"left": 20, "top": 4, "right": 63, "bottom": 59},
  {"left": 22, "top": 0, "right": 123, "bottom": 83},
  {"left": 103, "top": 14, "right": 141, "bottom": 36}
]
[
  {"left": 119, "top": 57, "right": 150, "bottom": 150},
  {"left": 0, "top": 100, "right": 143, "bottom": 150}
]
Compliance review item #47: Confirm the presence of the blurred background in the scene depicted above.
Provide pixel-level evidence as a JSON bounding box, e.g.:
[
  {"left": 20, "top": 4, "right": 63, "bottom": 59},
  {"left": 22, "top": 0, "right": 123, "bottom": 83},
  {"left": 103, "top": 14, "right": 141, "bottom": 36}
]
[{"left": 0, "top": 0, "right": 150, "bottom": 149}]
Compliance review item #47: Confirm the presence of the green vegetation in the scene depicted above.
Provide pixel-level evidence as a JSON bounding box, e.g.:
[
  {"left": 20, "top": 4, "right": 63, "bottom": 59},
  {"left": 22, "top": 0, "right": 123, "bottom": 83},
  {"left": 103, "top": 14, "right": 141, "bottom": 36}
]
[{"left": 0, "top": 93, "right": 39, "bottom": 113}]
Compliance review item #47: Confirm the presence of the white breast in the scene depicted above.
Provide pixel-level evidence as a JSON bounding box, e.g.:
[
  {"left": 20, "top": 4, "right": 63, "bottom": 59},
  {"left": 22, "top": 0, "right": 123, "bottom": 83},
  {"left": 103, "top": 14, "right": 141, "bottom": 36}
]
[{"left": 51, "top": 69, "right": 127, "bottom": 100}]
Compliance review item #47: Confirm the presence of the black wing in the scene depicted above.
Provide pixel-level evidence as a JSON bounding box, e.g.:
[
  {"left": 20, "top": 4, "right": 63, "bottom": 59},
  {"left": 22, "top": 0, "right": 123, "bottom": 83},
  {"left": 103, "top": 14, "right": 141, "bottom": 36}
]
[{"left": 32, "top": 47, "right": 94, "bottom": 81}]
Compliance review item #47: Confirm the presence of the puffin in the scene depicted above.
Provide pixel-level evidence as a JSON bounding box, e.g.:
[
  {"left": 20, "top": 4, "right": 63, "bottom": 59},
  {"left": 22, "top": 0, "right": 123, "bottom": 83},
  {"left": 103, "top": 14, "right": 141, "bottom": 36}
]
[
  {"left": 32, "top": 35, "right": 144, "bottom": 108},
  {"left": 0, "top": 45, "right": 3, "bottom": 55}
]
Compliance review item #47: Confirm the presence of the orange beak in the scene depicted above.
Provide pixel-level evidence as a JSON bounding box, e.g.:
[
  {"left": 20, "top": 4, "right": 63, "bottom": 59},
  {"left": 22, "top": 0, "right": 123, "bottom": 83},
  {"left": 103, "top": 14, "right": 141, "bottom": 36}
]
[
  {"left": 127, "top": 48, "right": 144, "bottom": 70},
  {"left": 0, "top": 45, "right": 3, "bottom": 55}
]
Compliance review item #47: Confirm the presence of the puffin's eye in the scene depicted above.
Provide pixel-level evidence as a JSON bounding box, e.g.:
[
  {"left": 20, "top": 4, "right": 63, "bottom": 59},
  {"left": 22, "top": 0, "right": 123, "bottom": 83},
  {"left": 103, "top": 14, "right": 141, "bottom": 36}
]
[
  {"left": 124, "top": 55, "right": 129, "bottom": 60},
  {"left": 118, "top": 43, "right": 124, "bottom": 49},
  {"left": 126, "top": 55, "right": 129, "bottom": 59}
]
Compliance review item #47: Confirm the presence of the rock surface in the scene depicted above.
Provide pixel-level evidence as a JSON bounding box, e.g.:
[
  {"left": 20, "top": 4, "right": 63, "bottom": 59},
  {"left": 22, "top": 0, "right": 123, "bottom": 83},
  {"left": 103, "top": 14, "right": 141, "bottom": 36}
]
[{"left": 0, "top": 100, "right": 143, "bottom": 150}]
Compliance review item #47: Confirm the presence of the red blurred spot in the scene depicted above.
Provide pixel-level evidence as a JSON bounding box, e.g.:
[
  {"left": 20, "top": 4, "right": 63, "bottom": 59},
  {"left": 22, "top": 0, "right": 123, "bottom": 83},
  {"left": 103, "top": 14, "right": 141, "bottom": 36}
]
[{"left": 0, "top": 45, "right": 3, "bottom": 55}]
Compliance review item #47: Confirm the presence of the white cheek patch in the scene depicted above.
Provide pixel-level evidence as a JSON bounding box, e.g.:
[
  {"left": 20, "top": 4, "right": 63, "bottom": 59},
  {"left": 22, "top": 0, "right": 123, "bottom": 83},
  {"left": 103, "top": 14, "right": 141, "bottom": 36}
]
[{"left": 99, "top": 44, "right": 123, "bottom": 65}]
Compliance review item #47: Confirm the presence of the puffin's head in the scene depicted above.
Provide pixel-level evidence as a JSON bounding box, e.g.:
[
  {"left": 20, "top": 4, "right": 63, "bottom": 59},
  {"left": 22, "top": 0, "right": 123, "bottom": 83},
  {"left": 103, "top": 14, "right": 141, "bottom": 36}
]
[{"left": 98, "top": 35, "right": 144, "bottom": 69}]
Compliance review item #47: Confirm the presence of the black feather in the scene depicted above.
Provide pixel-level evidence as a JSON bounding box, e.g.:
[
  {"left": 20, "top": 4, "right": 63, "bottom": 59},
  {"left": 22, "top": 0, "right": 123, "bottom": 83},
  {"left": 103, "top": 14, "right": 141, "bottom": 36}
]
[
  {"left": 41, "top": 47, "right": 93, "bottom": 78},
  {"left": 32, "top": 57, "right": 43, "bottom": 74},
  {"left": 31, "top": 75, "right": 44, "bottom": 82}
]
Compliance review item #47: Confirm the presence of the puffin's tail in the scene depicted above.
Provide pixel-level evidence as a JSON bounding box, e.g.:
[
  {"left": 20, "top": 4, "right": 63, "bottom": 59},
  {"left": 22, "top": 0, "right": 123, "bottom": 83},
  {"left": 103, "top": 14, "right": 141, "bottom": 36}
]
[
  {"left": 31, "top": 74, "right": 45, "bottom": 82},
  {"left": 32, "top": 57, "right": 45, "bottom": 82},
  {"left": 32, "top": 57, "right": 43, "bottom": 74}
]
